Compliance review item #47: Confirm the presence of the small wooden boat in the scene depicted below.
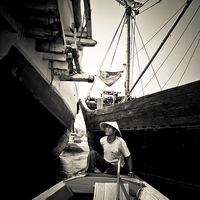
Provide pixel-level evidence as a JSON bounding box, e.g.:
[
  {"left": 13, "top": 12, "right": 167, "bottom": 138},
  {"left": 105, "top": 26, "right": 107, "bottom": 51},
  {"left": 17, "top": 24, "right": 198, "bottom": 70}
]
[{"left": 33, "top": 172, "right": 169, "bottom": 200}]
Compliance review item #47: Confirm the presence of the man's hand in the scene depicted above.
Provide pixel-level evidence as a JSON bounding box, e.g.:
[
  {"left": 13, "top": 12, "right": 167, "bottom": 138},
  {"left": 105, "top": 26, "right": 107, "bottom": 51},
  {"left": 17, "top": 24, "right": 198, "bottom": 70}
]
[{"left": 128, "top": 171, "right": 135, "bottom": 177}]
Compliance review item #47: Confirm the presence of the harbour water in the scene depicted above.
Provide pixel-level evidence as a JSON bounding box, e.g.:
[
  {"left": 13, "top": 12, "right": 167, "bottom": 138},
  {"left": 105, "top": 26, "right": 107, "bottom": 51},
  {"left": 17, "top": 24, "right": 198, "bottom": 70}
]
[{"left": 53, "top": 142, "right": 89, "bottom": 181}]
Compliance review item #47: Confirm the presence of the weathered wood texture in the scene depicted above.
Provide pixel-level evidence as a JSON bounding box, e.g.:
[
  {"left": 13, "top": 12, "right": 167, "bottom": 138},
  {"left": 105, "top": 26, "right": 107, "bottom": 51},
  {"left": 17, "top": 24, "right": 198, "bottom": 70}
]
[
  {"left": 34, "top": 173, "right": 168, "bottom": 200},
  {"left": 33, "top": 182, "right": 73, "bottom": 200},
  {"left": 80, "top": 80, "right": 200, "bottom": 192},
  {"left": 64, "top": 174, "right": 142, "bottom": 196},
  {"left": 80, "top": 80, "right": 200, "bottom": 131},
  {"left": 7, "top": 46, "right": 75, "bottom": 157},
  {"left": 59, "top": 73, "right": 94, "bottom": 82},
  {"left": 94, "top": 183, "right": 129, "bottom": 200}
]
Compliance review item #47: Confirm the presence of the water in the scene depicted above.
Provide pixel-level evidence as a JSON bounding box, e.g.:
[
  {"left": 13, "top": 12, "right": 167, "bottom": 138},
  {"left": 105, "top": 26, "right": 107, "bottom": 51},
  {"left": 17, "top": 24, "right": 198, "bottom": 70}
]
[
  {"left": 53, "top": 142, "right": 89, "bottom": 180},
  {"left": 60, "top": 151, "right": 89, "bottom": 174}
]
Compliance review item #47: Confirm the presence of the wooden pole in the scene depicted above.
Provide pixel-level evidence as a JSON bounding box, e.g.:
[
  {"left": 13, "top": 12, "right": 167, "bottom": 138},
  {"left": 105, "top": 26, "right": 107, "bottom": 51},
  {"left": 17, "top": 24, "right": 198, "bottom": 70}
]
[
  {"left": 59, "top": 74, "right": 94, "bottom": 83},
  {"left": 116, "top": 160, "right": 120, "bottom": 200},
  {"left": 125, "top": 7, "right": 132, "bottom": 98}
]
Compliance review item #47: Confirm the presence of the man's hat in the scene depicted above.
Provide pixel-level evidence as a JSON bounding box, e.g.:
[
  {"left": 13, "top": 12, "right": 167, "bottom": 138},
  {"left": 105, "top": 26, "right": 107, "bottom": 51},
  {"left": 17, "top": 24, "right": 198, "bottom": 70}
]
[{"left": 99, "top": 121, "right": 122, "bottom": 137}]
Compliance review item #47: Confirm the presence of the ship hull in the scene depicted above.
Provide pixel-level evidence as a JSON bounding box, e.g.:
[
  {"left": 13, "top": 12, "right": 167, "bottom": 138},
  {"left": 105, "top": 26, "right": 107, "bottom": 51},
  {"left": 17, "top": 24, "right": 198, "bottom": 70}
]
[
  {"left": 0, "top": 0, "right": 96, "bottom": 198},
  {"left": 1, "top": 46, "right": 76, "bottom": 199},
  {"left": 80, "top": 80, "right": 200, "bottom": 196}
]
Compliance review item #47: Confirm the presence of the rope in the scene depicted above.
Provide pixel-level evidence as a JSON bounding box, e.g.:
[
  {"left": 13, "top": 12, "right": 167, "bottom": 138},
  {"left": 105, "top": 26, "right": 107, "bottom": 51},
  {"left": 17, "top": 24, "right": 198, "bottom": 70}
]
[
  {"left": 109, "top": 17, "right": 126, "bottom": 71},
  {"left": 137, "top": 30, "right": 200, "bottom": 96},
  {"left": 131, "top": 16, "right": 144, "bottom": 96},
  {"left": 161, "top": 4, "right": 200, "bottom": 88},
  {"left": 87, "top": 9, "right": 127, "bottom": 97},
  {"left": 139, "top": 0, "right": 162, "bottom": 15},
  {"left": 129, "top": 0, "right": 192, "bottom": 94},
  {"left": 130, "top": 3, "right": 185, "bottom": 61},
  {"left": 135, "top": 22, "right": 162, "bottom": 90},
  {"left": 177, "top": 34, "right": 200, "bottom": 86},
  {"left": 137, "top": 6, "right": 200, "bottom": 96},
  {"left": 135, "top": 37, "right": 144, "bottom": 96}
]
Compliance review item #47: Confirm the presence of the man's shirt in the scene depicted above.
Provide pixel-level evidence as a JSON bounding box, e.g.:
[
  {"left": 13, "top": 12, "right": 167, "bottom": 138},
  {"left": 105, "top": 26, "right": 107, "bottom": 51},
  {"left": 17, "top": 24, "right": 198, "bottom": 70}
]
[{"left": 100, "top": 136, "right": 130, "bottom": 166}]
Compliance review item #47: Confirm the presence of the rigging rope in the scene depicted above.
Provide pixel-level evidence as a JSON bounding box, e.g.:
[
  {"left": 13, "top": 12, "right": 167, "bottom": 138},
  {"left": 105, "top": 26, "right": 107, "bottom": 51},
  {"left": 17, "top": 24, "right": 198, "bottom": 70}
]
[
  {"left": 161, "top": 4, "right": 200, "bottom": 89},
  {"left": 131, "top": 17, "right": 144, "bottom": 96},
  {"left": 177, "top": 34, "right": 200, "bottom": 86},
  {"left": 130, "top": 3, "right": 186, "bottom": 61},
  {"left": 138, "top": 30, "right": 200, "bottom": 96},
  {"left": 87, "top": 10, "right": 127, "bottom": 98},
  {"left": 135, "top": 21, "right": 162, "bottom": 90},
  {"left": 109, "top": 17, "right": 126, "bottom": 71},
  {"left": 136, "top": 4, "right": 200, "bottom": 96},
  {"left": 139, "top": 0, "right": 162, "bottom": 15},
  {"left": 129, "top": 0, "right": 192, "bottom": 94}
]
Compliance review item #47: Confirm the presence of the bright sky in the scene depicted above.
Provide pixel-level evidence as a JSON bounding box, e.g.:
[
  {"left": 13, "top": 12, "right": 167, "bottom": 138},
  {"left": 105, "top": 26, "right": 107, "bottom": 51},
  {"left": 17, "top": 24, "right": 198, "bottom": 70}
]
[{"left": 75, "top": 0, "right": 200, "bottom": 129}]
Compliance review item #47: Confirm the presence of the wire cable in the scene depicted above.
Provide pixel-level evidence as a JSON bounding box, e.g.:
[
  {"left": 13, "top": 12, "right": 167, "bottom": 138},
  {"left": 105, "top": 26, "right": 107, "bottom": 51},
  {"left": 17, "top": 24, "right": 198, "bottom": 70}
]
[
  {"left": 87, "top": 10, "right": 127, "bottom": 97},
  {"left": 130, "top": 3, "right": 185, "bottom": 61},
  {"left": 135, "top": 22, "right": 162, "bottom": 90},
  {"left": 177, "top": 34, "right": 200, "bottom": 86}
]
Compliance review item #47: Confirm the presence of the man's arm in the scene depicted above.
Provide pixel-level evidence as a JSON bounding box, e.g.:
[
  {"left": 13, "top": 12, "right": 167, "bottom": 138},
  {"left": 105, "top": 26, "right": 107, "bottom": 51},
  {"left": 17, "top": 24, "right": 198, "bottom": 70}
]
[{"left": 126, "top": 155, "right": 134, "bottom": 177}]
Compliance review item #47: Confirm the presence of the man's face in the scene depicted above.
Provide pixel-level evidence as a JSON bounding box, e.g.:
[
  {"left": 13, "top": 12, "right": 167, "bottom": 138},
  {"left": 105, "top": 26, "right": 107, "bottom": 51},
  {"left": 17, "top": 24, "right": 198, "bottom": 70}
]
[{"left": 105, "top": 124, "right": 116, "bottom": 136}]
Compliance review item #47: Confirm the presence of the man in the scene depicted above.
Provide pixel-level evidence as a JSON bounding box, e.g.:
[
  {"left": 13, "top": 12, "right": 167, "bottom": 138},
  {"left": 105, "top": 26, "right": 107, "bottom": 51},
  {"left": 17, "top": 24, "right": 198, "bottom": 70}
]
[{"left": 85, "top": 121, "right": 134, "bottom": 177}]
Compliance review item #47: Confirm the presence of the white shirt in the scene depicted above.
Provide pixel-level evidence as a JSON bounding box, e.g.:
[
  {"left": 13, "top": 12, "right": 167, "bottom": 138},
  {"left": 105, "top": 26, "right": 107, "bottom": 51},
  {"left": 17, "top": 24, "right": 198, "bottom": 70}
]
[{"left": 100, "top": 136, "right": 130, "bottom": 166}]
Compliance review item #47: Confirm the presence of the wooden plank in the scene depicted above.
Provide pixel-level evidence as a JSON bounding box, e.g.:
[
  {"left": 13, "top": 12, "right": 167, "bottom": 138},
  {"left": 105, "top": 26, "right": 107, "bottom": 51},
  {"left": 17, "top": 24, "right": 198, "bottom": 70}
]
[
  {"left": 65, "top": 29, "right": 88, "bottom": 38},
  {"left": 48, "top": 61, "right": 68, "bottom": 70},
  {"left": 33, "top": 181, "right": 73, "bottom": 200},
  {"left": 94, "top": 183, "right": 105, "bottom": 200},
  {"left": 120, "top": 183, "right": 129, "bottom": 200},
  {"left": 64, "top": 174, "right": 141, "bottom": 196},
  {"left": 23, "top": 3, "right": 57, "bottom": 15},
  {"left": 65, "top": 36, "right": 97, "bottom": 46},
  {"left": 104, "top": 183, "right": 117, "bottom": 200},
  {"left": 25, "top": 26, "right": 59, "bottom": 39},
  {"left": 36, "top": 40, "right": 65, "bottom": 53},
  {"left": 57, "top": 0, "right": 67, "bottom": 47},
  {"left": 43, "top": 52, "right": 66, "bottom": 62},
  {"left": 84, "top": 0, "right": 92, "bottom": 38},
  {"left": 59, "top": 73, "right": 94, "bottom": 83},
  {"left": 80, "top": 80, "right": 200, "bottom": 131}
]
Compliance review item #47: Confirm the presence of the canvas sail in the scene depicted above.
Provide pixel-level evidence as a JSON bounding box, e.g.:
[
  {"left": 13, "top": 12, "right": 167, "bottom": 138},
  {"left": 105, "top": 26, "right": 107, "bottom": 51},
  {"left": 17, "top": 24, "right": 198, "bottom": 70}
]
[{"left": 99, "top": 70, "right": 123, "bottom": 87}]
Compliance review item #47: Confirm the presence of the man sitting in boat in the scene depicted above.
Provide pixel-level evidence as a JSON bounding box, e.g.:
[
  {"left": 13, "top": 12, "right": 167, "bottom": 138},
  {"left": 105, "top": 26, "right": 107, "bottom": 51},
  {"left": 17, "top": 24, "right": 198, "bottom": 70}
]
[{"left": 85, "top": 121, "right": 134, "bottom": 177}]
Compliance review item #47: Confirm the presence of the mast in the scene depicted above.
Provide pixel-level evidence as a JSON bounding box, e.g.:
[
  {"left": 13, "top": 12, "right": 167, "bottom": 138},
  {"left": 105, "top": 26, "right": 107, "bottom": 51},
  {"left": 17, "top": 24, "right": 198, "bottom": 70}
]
[{"left": 125, "top": 7, "right": 132, "bottom": 98}]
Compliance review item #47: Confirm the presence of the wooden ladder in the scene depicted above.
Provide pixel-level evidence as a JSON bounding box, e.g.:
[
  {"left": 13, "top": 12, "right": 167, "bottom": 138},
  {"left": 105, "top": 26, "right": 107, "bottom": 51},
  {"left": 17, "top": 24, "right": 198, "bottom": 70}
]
[{"left": 93, "top": 160, "right": 131, "bottom": 200}]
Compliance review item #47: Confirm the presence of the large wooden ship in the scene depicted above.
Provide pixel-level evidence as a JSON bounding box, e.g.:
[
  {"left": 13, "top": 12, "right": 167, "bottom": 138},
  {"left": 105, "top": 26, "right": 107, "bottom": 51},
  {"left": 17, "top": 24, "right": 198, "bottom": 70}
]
[
  {"left": 0, "top": 0, "right": 96, "bottom": 199},
  {"left": 80, "top": 0, "right": 200, "bottom": 197}
]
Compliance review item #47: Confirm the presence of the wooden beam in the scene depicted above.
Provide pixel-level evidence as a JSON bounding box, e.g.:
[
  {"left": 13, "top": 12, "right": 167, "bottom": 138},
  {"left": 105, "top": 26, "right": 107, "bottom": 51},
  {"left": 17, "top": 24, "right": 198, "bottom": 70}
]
[
  {"left": 28, "top": 16, "right": 60, "bottom": 26},
  {"left": 36, "top": 40, "right": 65, "bottom": 53},
  {"left": 65, "top": 36, "right": 97, "bottom": 47},
  {"left": 65, "top": 29, "right": 88, "bottom": 38},
  {"left": 57, "top": 0, "right": 67, "bottom": 48},
  {"left": 23, "top": 3, "right": 58, "bottom": 15},
  {"left": 59, "top": 74, "right": 94, "bottom": 83},
  {"left": 71, "top": 0, "right": 82, "bottom": 30},
  {"left": 48, "top": 61, "right": 69, "bottom": 70},
  {"left": 84, "top": 0, "right": 92, "bottom": 39},
  {"left": 43, "top": 52, "right": 66, "bottom": 62},
  {"left": 25, "top": 26, "right": 59, "bottom": 39}
]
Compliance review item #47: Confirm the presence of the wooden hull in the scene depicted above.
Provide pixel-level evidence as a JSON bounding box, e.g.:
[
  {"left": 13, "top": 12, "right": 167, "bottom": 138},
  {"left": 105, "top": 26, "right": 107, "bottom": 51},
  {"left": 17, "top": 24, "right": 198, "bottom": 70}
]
[
  {"left": 79, "top": 80, "right": 200, "bottom": 195},
  {"left": 0, "top": 0, "right": 95, "bottom": 199},
  {"left": 33, "top": 173, "right": 169, "bottom": 200}
]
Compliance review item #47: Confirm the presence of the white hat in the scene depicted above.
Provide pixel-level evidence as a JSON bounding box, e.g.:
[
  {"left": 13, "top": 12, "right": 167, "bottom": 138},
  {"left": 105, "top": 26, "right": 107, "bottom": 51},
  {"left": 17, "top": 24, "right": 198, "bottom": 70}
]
[{"left": 99, "top": 121, "right": 122, "bottom": 137}]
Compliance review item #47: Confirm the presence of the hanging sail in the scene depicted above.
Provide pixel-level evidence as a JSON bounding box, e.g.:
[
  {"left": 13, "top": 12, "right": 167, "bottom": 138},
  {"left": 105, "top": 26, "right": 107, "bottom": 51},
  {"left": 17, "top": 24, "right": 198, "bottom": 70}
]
[{"left": 99, "top": 70, "right": 123, "bottom": 87}]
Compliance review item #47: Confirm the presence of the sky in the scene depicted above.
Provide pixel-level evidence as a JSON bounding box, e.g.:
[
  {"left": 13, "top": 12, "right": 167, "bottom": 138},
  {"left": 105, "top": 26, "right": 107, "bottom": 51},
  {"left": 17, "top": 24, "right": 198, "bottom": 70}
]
[{"left": 75, "top": 0, "right": 200, "bottom": 129}]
